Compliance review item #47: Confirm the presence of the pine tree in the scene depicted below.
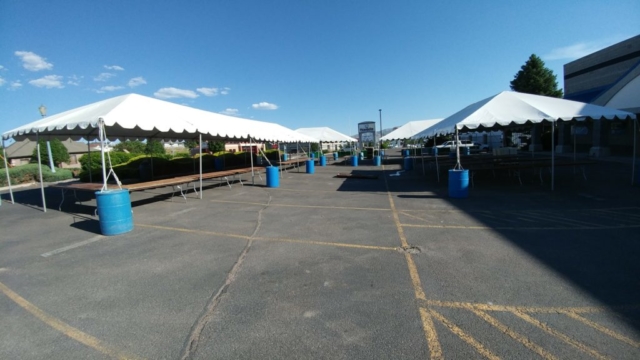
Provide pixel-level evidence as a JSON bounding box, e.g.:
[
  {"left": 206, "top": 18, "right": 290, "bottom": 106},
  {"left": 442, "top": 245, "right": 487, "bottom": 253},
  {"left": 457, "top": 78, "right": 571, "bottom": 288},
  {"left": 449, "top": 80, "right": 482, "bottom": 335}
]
[{"left": 510, "top": 54, "right": 563, "bottom": 98}]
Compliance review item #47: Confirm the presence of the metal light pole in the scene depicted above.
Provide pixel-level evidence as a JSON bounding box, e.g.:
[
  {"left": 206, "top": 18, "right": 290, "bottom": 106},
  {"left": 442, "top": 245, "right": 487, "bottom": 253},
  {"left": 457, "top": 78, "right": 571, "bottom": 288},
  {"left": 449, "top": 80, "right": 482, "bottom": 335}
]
[
  {"left": 39, "top": 105, "right": 56, "bottom": 173},
  {"left": 379, "top": 109, "right": 382, "bottom": 151}
]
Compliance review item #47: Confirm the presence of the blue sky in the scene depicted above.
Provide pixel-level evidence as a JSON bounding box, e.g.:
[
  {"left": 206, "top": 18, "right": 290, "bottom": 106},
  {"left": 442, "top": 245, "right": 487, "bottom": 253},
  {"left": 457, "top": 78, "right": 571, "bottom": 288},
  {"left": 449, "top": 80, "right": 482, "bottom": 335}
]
[{"left": 1, "top": 0, "right": 638, "bottom": 141}]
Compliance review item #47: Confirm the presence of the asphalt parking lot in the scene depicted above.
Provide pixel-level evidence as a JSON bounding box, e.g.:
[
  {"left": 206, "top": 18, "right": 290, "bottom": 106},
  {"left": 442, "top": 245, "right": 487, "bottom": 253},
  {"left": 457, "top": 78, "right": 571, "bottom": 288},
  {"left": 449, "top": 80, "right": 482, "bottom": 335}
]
[{"left": 1, "top": 150, "right": 639, "bottom": 359}]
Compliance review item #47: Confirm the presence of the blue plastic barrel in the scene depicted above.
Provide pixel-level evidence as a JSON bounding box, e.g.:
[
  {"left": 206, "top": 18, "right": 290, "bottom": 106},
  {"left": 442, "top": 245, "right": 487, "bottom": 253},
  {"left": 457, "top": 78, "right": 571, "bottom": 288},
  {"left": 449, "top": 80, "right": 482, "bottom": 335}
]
[
  {"left": 403, "top": 157, "right": 413, "bottom": 170},
  {"left": 374, "top": 155, "right": 381, "bottom": 166},
  {"left": 448, "top": 169, "right": 469, "bottom": 198},
  {"left": 95, "top": 190, "right": 133, "bottom": 236},
  {"left": 403, "top": 149, "right": 409, "bottom": 157},
  {"left": 214, "top": 157, "right": 224, "bottom": 170},
  {"left": 319, "top": 156, "right": 327, "bottom": 166},
  {"left": 310, "top": 153, "right": 315, "bottom": 159},
  {"left": 381, "top": 150, "right": 385, "bottom": 157},
  {"left": 282, "top": 153, "right": 289, "bottom": 161},
  {"left": 448, "top": 151, "right": 456, "bottom": 159},
  {"left": 266, "top": 166, "right": 279, "bottom": 188},
  {"left": 464, "top": 147, "right": 471, "bottom": 155},
  {"left": 351, "top": 156, "right": 358, "bottom": 167},
  {"left": 432, "top": 147, "right": 438, "bottom": 155},
  {"left": 306, "top": 159, "right": 315, "bottom": 174},
  {"left": 333, "top": 152, "right": 338, "bottom": 161}
]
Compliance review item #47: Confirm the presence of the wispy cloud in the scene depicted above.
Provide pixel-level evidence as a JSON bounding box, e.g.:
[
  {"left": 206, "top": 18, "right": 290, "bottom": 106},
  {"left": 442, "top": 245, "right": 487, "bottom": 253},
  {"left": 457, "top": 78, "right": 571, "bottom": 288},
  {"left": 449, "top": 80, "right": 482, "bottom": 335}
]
[
  {"left": 0, "top": 65, "right": 4, "bottom": 71},
  {"left": 67, "top": 75, "right": 82, "bottom": 86},
  {"left": 96, "top": 85, "right": 124, "bottom": 93},
  {"left": 10, "top": 81, "right": 22, "bottom": 90},
  {"left": 252, "top": 102, "right": 278, "bottom": 110},
  {"left": 94, "top": 72, "right": 115, "bottom": 82},
  {"left": 154, "top": 87, "right": 199, "bottom": 99},
  {"left": 220, "top": 108, "right": 239, "bottom": 116},
  {"left": 104, "top": 65, "right": 124, "bottom": 71},
  {"left": 0, "top": 76, "right": 5, "bottom": 86},
  {"left": 29, "top": 75, "right": 64, "bottom": 88},
  {"left": 197, "top": 87, "right": 218, "bottom": 96},
  {"left": 128, "top": 76, "right": 146, "bottom": 87},
  {"left": 543, "top": 37, "right": 630, "bottom": 61},
  {"left": 15, "top": 51, "right": 53, "bottom": 71},
  {"left": 220, "top": 87, "right": 230, "bottom": 95}
]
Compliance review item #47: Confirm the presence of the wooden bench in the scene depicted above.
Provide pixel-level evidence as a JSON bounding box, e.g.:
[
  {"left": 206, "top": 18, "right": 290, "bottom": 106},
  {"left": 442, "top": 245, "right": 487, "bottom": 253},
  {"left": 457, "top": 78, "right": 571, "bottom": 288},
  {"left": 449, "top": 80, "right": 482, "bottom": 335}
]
[{"left": 50, "top": 166, "right": 264, "bottom": 210}]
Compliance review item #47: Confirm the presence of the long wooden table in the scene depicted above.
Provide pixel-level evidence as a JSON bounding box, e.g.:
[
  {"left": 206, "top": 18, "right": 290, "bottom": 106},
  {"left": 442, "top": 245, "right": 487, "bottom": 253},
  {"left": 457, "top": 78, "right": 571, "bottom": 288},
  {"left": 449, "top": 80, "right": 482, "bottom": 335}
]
[{"left": 50, "top": 166, "right": 264, "bottom": 210}]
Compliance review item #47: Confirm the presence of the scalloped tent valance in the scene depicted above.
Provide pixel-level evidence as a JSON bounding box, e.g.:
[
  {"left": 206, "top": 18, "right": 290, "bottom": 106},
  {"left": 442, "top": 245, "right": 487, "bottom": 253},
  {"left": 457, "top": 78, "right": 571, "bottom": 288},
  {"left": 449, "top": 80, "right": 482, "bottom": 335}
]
[{"left": 2, "top": 93, "right": 318, "bottom": 143}]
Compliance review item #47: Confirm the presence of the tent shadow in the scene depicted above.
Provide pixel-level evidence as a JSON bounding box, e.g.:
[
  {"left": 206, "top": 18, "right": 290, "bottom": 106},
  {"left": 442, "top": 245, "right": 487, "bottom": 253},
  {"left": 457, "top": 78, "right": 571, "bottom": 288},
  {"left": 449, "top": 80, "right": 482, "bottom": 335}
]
[{"left": 69, "top": 215, "right": 102, "bottom": 235}]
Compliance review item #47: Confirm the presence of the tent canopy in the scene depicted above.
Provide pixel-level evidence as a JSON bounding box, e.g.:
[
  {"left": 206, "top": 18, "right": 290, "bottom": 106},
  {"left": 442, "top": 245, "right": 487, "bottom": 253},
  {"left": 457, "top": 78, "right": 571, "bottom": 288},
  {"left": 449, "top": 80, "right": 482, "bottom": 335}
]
[
  {"left": 2, "top": 93, "right": 318, "bottom": 143},
  {"left": 294, "top": 127, "right": 357, "bottom": 142},
  {"left": 413, "top": 91, "right": 637, "bottom": 138},
  {"left": 381, "top": 119, "right": 443, "bottom": 140}
]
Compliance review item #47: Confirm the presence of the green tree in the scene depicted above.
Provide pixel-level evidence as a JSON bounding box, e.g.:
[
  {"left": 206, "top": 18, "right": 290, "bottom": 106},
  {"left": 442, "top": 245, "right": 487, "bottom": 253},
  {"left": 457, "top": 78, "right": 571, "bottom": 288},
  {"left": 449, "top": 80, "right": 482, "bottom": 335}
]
[
  {"left": 510, "top": 54, "right": 563, "bottom": 97},
  {"left": 31, "top": 139, "right": 70, "bottom": 167},
  {"left": 207, "top": 141, "right": 225, "bottom": 153},
  {"left": 114, "top": 140, "right": 146, "bottom": 154},
  {"left": 184, "top": 140, "right": 198, "bottom": 150},
  {"left": 144, "top": 140, "right": 165, "bottom": 155}
]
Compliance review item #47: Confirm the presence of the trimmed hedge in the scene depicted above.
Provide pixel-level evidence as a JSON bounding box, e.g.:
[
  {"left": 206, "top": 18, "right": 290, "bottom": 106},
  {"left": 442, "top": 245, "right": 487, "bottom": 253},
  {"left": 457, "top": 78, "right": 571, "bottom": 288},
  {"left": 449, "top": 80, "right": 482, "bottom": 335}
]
[{"left": 0, "top": 164, "right": 74, "bottom": 187}]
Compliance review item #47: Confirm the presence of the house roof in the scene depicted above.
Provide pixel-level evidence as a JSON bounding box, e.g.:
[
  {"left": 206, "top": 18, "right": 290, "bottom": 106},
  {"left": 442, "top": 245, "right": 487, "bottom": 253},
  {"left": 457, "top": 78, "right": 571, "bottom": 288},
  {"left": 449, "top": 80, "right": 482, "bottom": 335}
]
[{"left": 5, "top": 138, "right": 96, "bottom": 159}]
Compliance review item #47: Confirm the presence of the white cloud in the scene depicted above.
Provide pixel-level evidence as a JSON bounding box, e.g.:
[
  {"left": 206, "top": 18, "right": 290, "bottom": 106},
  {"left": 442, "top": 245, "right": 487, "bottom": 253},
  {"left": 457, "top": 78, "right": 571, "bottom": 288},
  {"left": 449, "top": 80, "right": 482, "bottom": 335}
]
[
  {"left": 67, "top": 75, "right": 82, "bottom": 86},
  {"left": 0, "top": 76, "right": 5, "bottom": 86},
  {"left": 220, "top": 87, "right": 230, "bottom": 95},
  {"left": 197, "top": 87, "right": 218, "bottom": 96},
  {"left": 98, "top": 85, "right": 124, "bottom": 92},
  {"left": 543, "top": 37, "right": 632, "bottom": 61},
  {"left": 154, "top": 87, "right": 199, "bottom": 99},
  {"left": 220, "top": 108, "right": 239, "bottom": 116},
  {"left": 15, "top": 51, "right": 53, "bottom": 71},
  {"left": 0, "top": 65, "right": 4, "bottom": 70},
  {"left": 94, "top": 72, "right": 115, "bottom": 81},
  {"left": 10, "top": 81, "right": 23, "bottom": 90},
  {"left": 252, "top": 102, "right": 278, "bottom": 110},
  {"left": 104, "top": 65, "right": 124, "bottom": 71},
  {"left": 29, "top": 75, "right": 64, "bottom": 88},
  {"left": 128, "top": 76, "right": 146, "bottom": 87}
]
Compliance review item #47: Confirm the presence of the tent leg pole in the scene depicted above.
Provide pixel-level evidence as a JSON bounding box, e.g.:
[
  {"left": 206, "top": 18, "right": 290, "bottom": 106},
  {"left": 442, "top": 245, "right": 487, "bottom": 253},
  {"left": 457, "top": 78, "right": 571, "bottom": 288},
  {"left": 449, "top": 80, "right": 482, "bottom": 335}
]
[
  {"left": 36, "top": 134, "right": 47, "bottom": 212},
  {"left": 250, "top": 137, "right": 255, "bottom": 185},
  {"left": 633, "top": 119, "right": 637, "bottom": 186},
  {"left": 87, "top": 142, "right": 93, "bottom": 183},
  {"left": 199, "top": 134, "right": 203, "bottom": 199},
  {"left": 2, "top": 140, "right": 14, "bottom": 204},
  {"left": 552, "top": 120, "right": 555, "bottom": 191}
]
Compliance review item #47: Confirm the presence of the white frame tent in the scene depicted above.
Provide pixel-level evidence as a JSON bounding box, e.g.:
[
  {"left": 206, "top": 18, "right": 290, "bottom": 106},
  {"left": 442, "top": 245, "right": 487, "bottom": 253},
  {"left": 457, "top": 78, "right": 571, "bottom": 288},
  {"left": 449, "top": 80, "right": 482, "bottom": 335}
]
[
  {"left": 381, "top": 119, "right": 444, "bottom": 173},
  {"left": 412, "top": 91, "right": 637, "bottom": 189},
  {"left": 294, "top": 127, "right": 358, "bottom": 156},
  {"left": 2, "top": 93, "right": 319, "bottom": 211}
]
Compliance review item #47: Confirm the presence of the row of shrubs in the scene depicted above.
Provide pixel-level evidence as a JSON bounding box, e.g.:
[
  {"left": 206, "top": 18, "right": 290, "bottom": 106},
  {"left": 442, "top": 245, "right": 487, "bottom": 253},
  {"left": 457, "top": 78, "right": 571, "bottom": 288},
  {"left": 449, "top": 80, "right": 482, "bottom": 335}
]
[
  {"left": 0, "top": 164, "right": 75, "bottom": 187},
  {"left": 78, "top": 150, "right": 281, "bottom": 183}
]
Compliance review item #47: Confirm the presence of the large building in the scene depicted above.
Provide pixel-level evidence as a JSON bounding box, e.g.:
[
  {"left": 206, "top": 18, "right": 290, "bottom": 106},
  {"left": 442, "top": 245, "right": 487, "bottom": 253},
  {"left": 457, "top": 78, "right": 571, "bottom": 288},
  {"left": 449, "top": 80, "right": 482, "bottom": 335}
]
[{"left": 563, "top": 35, "right": 640, "bottom": 156}]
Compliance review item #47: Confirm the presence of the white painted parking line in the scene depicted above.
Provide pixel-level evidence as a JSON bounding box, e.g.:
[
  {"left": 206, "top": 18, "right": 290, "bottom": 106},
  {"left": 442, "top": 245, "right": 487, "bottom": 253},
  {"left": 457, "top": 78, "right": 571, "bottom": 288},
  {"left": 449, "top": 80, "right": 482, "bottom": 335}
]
[{"left": 41, "top": 235, "right": 105, "bottom": 258}]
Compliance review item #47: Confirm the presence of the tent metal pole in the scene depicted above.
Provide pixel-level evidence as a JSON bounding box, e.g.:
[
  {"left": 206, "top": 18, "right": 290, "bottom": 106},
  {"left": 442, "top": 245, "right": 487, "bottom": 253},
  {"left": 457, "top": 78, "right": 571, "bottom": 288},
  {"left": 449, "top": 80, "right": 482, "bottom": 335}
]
[
  {"left": 99, "top": 120, "right": 108, "bottom": 192},
  {"left": 633, "top": 118, "right": 637, "bottom": 186},
  {"left": 551, "top": 120, "right": 555, "bottom": 191},
  {"left": 36, "top": 133, "right": 47, "bottom": 212},
  {"left": 278, "top": 142, "right": 282, "bottom": 178},
  {"left": 199, "top": 134, "right": 203, "bottom": 199},
  {"left": 250, "top": 137, "right": 255, "bottom": 185},
  {"left": 2, "top": 139, "right": 15, "bottom": 204},
  {"left": 87, "top": 141, "right": 93, "bottom": 183}
]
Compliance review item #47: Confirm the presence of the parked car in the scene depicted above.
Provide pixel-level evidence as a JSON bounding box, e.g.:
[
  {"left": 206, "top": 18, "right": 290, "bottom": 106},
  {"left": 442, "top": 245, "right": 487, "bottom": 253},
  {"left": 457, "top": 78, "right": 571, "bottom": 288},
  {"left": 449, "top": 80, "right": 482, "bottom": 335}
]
[{"left": 435, "top": 140, "right": 476, "bottom": 150}]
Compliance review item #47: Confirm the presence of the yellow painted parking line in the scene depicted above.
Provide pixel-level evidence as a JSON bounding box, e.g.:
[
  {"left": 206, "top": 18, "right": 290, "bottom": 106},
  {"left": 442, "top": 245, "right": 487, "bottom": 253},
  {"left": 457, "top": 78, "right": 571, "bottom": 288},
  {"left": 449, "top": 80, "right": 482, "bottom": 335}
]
[
  {"left": 471, "top": 309, "right": 558, "bottom": 360},
  {"left": 512, "top": 310, "right": 610, "bottom": 360},
  {"left": 419, "top": 307, "right": 443, "bottom": 360},
  {"left": 423, "top": 298, "right": 640, "bottom": 314},
  {"left": 209, "top": 199, "right": 390, "bottom": 211},
  {"left": 428, "top": 307, "right": 500, "bottom": 360},
  {"left": 559, "top": 310, "right": 640, "bottom": 348},
  {"left": 0, "top": 281, "right": 143, "bottom": 360},
  {"left": 136, "top": 223, "right": 398, "bottom": 252},
  {"left": 401, "top": 223, "right": 640, "bottom": 230}
]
